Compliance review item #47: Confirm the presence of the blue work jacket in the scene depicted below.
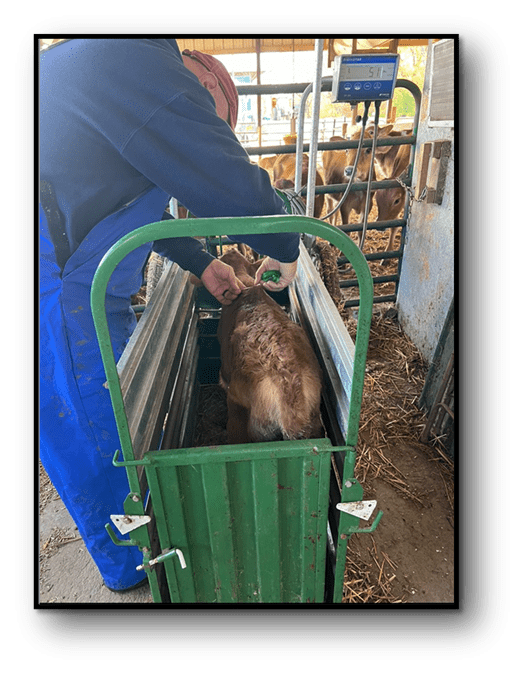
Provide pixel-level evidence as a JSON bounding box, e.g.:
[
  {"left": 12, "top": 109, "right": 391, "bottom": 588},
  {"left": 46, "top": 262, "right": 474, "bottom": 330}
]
[{"left": 39, "top": 38, "right": 299, "bottom": 274}]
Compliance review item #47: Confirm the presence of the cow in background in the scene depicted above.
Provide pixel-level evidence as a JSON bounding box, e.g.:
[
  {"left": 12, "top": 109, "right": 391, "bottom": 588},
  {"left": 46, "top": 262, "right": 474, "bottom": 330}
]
[
  {"left": 322, "top": 127, "right": 377, "bottom": 228},
  {"left": 373, "top": 125, "right": 412, "bottom": 262},
  {"left": 258, "top": 153, "right": 325, "bottom": 219}
]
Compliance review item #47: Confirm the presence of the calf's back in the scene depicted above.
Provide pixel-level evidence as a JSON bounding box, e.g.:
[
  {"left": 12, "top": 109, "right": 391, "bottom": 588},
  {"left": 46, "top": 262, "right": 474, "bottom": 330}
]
[{"left": 217, "top": 251, "right": 323, "bottom": 443}]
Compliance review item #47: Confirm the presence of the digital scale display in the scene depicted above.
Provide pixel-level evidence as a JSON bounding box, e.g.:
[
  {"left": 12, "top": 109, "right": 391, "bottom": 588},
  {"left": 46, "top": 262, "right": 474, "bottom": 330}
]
[
  {"left": 341, "top": 65, "right": 383, "bottom": 80},
  {"left": 331, "top": 54, "right": 400, "bottom": 103}
]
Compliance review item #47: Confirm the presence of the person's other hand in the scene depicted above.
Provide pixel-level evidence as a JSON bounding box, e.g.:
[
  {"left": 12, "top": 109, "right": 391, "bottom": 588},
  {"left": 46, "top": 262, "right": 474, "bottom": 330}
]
[
  {"left": 254, "top": 257, "right": 298, "bottom": 291},
  {"left": 200, "top": 259, "right": 246, "bottom": 305}
]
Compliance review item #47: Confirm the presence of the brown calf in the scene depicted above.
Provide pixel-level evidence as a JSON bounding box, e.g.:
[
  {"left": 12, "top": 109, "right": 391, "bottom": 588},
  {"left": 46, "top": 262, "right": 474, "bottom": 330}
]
[{"left": 217, "top": 249, "right": 323, "bottom": 444}]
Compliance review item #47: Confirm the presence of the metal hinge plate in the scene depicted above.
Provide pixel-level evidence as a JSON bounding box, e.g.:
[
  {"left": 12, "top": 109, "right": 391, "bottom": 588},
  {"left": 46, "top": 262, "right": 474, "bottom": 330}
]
[
  {"left": 110, "top": 514, "right": 151, "bottom": 535},
  {"left": 337, "top": 500, "right": 377, "bottom": 521}
]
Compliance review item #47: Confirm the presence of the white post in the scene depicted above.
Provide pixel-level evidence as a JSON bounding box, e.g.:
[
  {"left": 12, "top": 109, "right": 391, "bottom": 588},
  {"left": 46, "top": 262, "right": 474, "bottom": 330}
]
[{"left": 306, "top": 39, "right": 324, "bottom": 217}]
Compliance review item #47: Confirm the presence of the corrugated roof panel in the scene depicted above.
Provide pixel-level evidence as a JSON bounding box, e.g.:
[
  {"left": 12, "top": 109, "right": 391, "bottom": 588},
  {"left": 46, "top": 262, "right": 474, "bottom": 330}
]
[{"left": 176, "top": 38, "right": 320, "bottom": 54}]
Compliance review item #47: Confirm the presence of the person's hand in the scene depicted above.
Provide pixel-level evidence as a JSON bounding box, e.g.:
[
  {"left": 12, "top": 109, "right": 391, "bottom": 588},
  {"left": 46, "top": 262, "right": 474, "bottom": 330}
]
[
  {"left": 200, "top": 259, "right": 246, "bottom": 305},
  {"left": 254, "top": 257, "right": 298, "bottom": 292}
]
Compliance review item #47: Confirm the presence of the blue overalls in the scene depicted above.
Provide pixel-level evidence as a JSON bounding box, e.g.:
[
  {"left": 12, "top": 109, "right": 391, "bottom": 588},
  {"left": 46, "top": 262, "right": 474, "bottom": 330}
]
[{"left": 40, "top": 185, "right": 169, "bottom": 590}]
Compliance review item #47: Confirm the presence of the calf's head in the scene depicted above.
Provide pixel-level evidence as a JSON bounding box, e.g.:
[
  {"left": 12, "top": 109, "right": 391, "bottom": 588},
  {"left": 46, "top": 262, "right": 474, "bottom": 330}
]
[
  {"left": 218, "top": 248, "right": 264, "bottom": 288},
  {"left": 344, "top": 126, "right": 379, "bottom": 183}
]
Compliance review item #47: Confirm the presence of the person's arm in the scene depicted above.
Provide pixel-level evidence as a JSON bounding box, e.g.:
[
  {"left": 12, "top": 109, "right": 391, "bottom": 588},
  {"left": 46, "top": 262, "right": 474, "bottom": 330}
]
[{"left": 118, "top": 48, "right": 299, "bottom": 277}]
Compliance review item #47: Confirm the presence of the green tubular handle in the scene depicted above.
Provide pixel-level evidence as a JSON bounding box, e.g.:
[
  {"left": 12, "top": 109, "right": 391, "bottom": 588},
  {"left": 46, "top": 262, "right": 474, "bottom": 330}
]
[{"left": 91, "top": 215, "right": 373, "bottom": 459}]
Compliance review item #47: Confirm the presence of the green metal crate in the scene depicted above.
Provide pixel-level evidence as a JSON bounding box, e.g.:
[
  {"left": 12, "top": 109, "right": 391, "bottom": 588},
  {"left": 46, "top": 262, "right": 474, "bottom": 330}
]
[{"left": 90, "top": 215, "right": 379, "bottom": 604}]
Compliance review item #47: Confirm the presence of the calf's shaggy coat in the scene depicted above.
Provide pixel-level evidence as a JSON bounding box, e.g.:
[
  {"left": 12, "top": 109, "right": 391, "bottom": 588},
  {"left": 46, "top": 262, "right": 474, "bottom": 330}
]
[{"left": 217, "top": 249, "right": 323, "bottom": 444}]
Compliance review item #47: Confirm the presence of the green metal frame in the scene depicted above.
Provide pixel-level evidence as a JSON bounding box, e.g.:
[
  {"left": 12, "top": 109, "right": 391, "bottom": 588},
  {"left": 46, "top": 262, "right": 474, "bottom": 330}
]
[{"left": 91, "top": 215, "right": 377, "bottom": 603}]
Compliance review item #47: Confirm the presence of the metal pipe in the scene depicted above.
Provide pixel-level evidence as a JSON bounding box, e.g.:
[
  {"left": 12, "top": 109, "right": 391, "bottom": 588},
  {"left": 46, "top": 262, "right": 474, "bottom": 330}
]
[
  {"left": 359, "top": 100, "right": 380, "bottom": 251},
  {"left": 344, "top": 294, "right": 396, "bottom": 308},
  {"left": 310, "top": 179, "right": 410, "bottom": 195},
  {"left": 294, "top": 77, "right": 333, "bottom": 193},
  {"left": 394, "top": 79, "right": 422, "bottom": 292},
  {"left": 237, "top": 77, "right": 418, "bottom": 119},
  {"left": 294, "top": 86, "right": 312, "bottom": 192},
  {"left": 246, "top": 134, "right": 415, "bottom": 158},
  {"left": 306, "top": 40, "right": 324, "bottom": 218},
  {"left": 237, "top": 81, "right": 332, "bottom": 96},
  {"left": 256, "top": 39, "right": 262, "bottom": 147},
  {"left": 337, "top": 248, "right": 402, "bottom": 262},
  {"left": 338, "top": 216, "right": 406, "bottom": 229},
  {"left": 340, "top": 274, "right": 398, "bottom": 288}
]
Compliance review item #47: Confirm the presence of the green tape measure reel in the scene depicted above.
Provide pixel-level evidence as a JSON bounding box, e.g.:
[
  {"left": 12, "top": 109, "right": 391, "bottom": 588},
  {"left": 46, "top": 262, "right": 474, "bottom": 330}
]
[{"left": 261, "top": 270, "right": 281, "bottom": 284}]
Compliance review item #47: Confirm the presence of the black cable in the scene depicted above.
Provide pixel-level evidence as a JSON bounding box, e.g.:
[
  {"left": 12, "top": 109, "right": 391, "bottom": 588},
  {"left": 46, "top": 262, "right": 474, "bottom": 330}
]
[
  {"left": 320, "top": 101, "right": 372, "bottom": 222},
  {"left": 359, "top": 99, "right": 381, "bottom": 252}
]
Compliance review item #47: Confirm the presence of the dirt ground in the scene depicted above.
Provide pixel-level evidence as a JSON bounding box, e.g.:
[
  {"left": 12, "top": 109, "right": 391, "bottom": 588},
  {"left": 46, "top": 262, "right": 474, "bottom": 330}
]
[
  {"left": 345, "top": 443, "right": 454, "bottom": 604},
  {"left": 39, "top": 464, "right": 154, "bottom": 604},
  {"left": 38, "top": 212, "right": 454, "bottom": 606}
]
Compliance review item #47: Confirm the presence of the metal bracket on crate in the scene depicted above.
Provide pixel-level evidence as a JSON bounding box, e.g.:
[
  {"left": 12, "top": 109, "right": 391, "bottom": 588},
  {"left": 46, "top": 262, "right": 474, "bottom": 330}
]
[
  {"left": 105, "top": 492, "right": 152, "bottom": 547},
  {"left": 337, "top": 500, "right": 377, "bottom": 521},
  {"left": 111, "top": 449, "right": 152, "bottom": 467},
  {"left": 352, "top": 510, "right": 383, "bottom": 533},
  {"left": 136, "top": 547, "right": 187, "bottom": 572},
  {"left": 337, "top": 501, "right": 383, "bottom": 534},
  {"left": 105, "top": 522, "right": 137, "bottom": 547},
  {"left": 110, "top": 514, "right": 151, "bottom": 535}
]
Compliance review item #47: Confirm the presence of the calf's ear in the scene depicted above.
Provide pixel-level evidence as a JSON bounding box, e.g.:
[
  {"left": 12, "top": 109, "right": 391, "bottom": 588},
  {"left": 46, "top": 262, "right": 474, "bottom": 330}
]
[{"left": 250, "top": 259, "right": 266, "bottom": 277}]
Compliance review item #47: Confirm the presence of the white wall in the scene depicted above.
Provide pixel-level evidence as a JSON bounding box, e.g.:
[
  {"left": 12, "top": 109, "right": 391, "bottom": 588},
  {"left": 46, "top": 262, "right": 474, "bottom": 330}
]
[{"left": 397, "top": 40, "right": 455, "bottom": 363}]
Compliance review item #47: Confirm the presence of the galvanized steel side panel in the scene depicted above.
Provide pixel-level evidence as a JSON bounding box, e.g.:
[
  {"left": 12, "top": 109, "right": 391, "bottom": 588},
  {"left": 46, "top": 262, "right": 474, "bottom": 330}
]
[
  {"left": 145, "top": 441, "right": 332, "bottom": 603},
  {"left": 290, "top": 244, "right": 356, "bottom": 442},
  {"left": 117, "top": 262, "right": 195, "bottom": 460}
]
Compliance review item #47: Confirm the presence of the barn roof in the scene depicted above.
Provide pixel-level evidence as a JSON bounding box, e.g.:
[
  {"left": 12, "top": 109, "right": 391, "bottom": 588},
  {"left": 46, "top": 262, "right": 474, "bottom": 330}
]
[
  {"left": 39, "top": 37, "right": 437, "bottom": 55},
  {"left": 175, "top": 38, "right": 435, "bottom": 54}
]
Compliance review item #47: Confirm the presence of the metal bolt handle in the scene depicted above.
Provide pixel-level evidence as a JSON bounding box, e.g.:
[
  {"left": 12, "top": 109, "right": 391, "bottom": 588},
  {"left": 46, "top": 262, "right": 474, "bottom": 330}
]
[{"left": 136, "top": 547, "right": 187, "bottom": 571}]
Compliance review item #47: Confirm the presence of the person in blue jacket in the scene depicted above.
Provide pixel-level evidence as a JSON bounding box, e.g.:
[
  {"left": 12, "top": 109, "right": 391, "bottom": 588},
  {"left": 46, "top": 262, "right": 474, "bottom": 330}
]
[{"left": 39, "top": 38, "right": 300, "bottom": 592}]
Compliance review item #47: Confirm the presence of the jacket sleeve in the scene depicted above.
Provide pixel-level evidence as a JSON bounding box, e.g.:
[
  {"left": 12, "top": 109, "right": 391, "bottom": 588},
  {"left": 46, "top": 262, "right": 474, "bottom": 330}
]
[
  {"left": 152, "top": 212, "right": 216, "bottom": 278},
  {"left": 119, "top": 56, "right": 299, "bottom": 275}
]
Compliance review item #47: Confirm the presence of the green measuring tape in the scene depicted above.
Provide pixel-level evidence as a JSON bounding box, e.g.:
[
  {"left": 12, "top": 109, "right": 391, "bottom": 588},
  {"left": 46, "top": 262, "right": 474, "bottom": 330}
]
[{"left": 261, "top": 270, "right": 281, "bottom": 283}]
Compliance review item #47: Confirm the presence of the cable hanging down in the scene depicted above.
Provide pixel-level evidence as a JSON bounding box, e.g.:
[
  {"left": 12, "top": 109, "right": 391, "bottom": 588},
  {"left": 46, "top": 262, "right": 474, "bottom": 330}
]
[{"left": 319, "top": 101, "right": 372, "bottom": 223}]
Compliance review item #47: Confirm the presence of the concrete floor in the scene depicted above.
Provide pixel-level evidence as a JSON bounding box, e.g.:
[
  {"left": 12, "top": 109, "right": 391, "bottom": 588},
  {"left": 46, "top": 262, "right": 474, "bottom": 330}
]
[{"left": 39, "top": 473, "right": 153, "bottom": 605}]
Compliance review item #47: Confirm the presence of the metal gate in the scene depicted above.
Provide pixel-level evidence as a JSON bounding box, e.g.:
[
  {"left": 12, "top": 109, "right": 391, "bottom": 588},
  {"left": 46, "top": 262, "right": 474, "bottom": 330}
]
[
  {"left": 143, "top": 440, "right": 332, "bottom": 603},
  {"left": 237, "top": 78, "right": 421, "bottom": 307}
]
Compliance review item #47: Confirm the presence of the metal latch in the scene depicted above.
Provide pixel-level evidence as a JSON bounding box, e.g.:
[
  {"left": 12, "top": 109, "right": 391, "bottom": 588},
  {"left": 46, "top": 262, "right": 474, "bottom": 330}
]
[
  {"left": 110, "top": 514, "right": 151, "bottom": 535},
  {"left": 136, "top": 548, "right": 187, "bottom": 571},
  {"left": 336, "top": 500, "right": 377, "bottom": 521},
  {"left": 416, "top": 140, "right": 452, "bottom": 205}
]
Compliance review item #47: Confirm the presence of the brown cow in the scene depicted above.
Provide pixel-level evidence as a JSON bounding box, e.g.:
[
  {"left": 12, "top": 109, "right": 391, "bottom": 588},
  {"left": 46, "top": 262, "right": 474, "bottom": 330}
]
[
  {"left": 374, "top": 125, "right": 412, "bottom": 181},
  {"left": 217, "top": 249, "right": 323, "bottom": 444},
  {"left": 373, "top": 126, "right": 412, "bottom": 261},
  {"left": 257, "top": 155, "right": 278, "bottom": 179},
  {"left": 259, "top": 153, "right": 325, "bottom": 219},
  {"left": 322, "top": 127, "right": 377, "bottom": 228}
]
